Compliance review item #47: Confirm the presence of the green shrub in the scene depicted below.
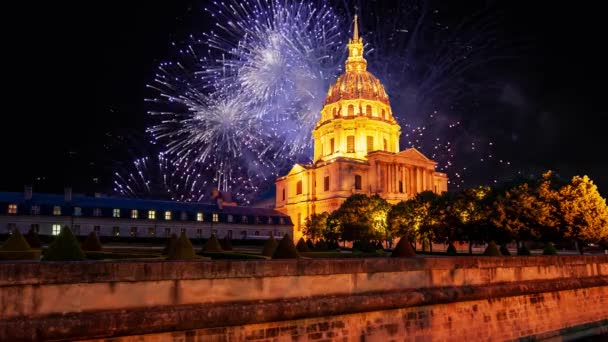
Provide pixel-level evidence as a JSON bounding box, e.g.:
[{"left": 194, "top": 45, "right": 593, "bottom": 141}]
[
  {"left": 376, "top": 241, "right": 385, "bottom": 250},
  {"left": 0, "top": 250, "right": 41, "bottom": 260},
  {"left": 500, "top": 244, "right": 511, "bottom": 256},
  {"left": 167, "top": 233, "right": 198, "bottom": 260},
  {"left": 446, "top": 243, "right": 457, "bottom": 256},
  {"left": 162, "top": 234, "right": 178, "bottom": 255},
  {"left": 272, "top": 234, "right": 299, "bottom": 259},
  {"left": 296, "top": 237, "right": 310, "bottom": 252},
  {"left": 261, "top": 235, "right": 278, "bottom": 257},
  {"left": 81, "top": 232, "right": 103, "bottom": 251},
  {"left": 353, "top": 240, "right": 377, "bottom": 252},
  {"left": 315, "top": 239, "right": 329, "bottom": 251},
  {"left": 483, "top": 241, "right": 502, "bottom": 256},
  {"left": 518, "top": 244, "right": 531, "bottom": 256},
  {"left": 327, "top": 240, "right": 340, "bottom": 250},
  {"left": 542, "top": 242, "right": 558, "bottom": 255},
  {"left": 202, "top": 234, "right": 223, "bottom": 253},
  {"left": 1, "top": 230, "right": 31, "bottom": 251},
  {"left": 391, "top": 236, "right": 416, "bottom": 257},
  {"left": 306, "top": 239, "right": 315, "bottom": 250},
  {"left": 43, "top": 226, "right": 85, "bottom": 261},
  {"left": 25, "top": 228, "right": 42, "bottom": 249},
  {"left": 220, "top": 236, "right": 233, "bottom": 251}
]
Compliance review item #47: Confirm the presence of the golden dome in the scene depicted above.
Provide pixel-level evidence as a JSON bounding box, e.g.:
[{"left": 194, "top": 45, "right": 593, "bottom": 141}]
[{"left": 324, "top": 15, "right": 390, "bottom": 107}]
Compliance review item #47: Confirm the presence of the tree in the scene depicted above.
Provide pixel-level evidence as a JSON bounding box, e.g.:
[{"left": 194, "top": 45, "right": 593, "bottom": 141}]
[
  {"left": 556, "top": 175, "right": 608, "bottom": 254},
  {"left": 332, "top": 194, "right": 390, "bottom": 243},
  {"left": 303, "top": 212, "right": 329, "bottom": 241},
  {"left": 43, "top": 226, "right": 85, "bottom": 261}
]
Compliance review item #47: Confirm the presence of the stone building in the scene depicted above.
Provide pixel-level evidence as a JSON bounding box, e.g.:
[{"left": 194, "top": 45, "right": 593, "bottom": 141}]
[{"left": 275, "top": 16, "right": 448, "bottom": 240}]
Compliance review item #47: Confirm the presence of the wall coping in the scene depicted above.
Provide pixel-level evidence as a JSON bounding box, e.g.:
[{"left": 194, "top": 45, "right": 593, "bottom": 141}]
[{"left": 1, "top": 255, "right": 607, "bottom": 286}]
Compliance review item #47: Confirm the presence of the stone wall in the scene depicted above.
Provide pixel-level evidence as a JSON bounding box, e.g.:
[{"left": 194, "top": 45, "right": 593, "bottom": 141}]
[{"left": 1, "top": 256, "right": 607, "bottom": 341}]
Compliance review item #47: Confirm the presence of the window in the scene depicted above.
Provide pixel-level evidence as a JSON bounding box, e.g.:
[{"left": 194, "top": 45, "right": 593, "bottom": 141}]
[
  {"left": 73, "top": 225, "right": 81, "bottom": 235},
  {"left": 93, "top": 208, "right": 102, "bottom": 217},
  {"left": 30, "top": 224, "right": 39, "bottom": 233},
  {"left": 383, "top": 139, "right": 388, "bottom": 151},
  {"left": 254, "top": 231, "right": 260, "bottom": 236},
  {"left": 296, "top": 180, "right": 302, "bottom": 195},
  {"left": 53, "top": 206, "right": 61, "bottom": 216},
  {"left": 366, "top": 105, "right": 372, "bottom": 116},
  {"left": 330, "top": 138, "right": 335, "bottom": 154},
  {"left": 148, "top": 210, "right": 156, "bottom": 220},
  {"left": 255, "top": 216, "right": 261, "bottom": 224},
  {"left": 196, "top": 229, "right": 203, "bottom": 238},
  {"left": 7, "top": 204, "right": 17, "bottom": 214},
  {"left": 367, "top": 136, "right": 374, "bottom": 152},
  {"left": 347, "top": 135, "right": 355, "bottom": 153},
  {"left": 242, "top": 216, "right": 248, "bottom": 224},
  {"left": 212, "top": 213, "right": 219, "bottom": 222},
  {"left": 282, "top": 188, "right": 285, "bottom": 201},
  {"left": 164, "top": 228, "right": 171, "bottom": 237},
  {"left": 131, "top": 209, "right": 138, "bottom": 219},
  {"left": 197, "top": 212, "right": 203, "bottom": 222},
  {"left": 94, "top": 226, "right": 101, "bottom": 234},
  {"left": 279, "top": 218, "right": 285, "bottom": 225},
  {"left": 74, "top": 207, "right": 82, "bottom": 216},
  {"left": 180, "top": 212, "right": 187, "bottom": 220},
  {"left": 113, "top": 209, "right": 120, "bottom": 218},
  {"left": 355, "top": 175, "right": 362, "bottom": 190},
  {"left": 381, "top": 109, "right": 386, "bottom": 119},
  {"left": 30, "top": 205, "right": 40, "bottom": 215},
  {"left": 434, "top": 185, "right": 438, "bottom": 193},
  {"left": 348, "top": 104, "right": 354, "bottom": 116},
  {"left": 399, "top": 181, "right": 404, "bottom": 193},
  {"left": 52, "top": 224, "right": 61, "bottom": 236},
  {"left": 267, "top": 217, "right": 273, "bottom": 224},
  {"left": 165, "top": 211, "right": 172, "bottom": 220},
  {"left": 324, "top": 176, "right": 330, "bottom": 191},
  {"left": 130, "top": 227, "right": 138, "bottom": 237},
  {"left": 148, "top": 227, "right": 155, "bottom": 236},
  {"left": 112, "top": 226, "right": 120, "bottom": 236},
  {"left": 227, "top": 214, "right": 233, "bottom": 223},
  {"left": 297, "top": 213, "right": 302, "bottom": 232}
]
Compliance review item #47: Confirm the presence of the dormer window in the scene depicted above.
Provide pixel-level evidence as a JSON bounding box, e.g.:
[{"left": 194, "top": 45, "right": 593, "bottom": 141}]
[
  {"left": 113, "top": 209, "right": 120, "bottom": 218},
  {"left": 131, "top": 209, "right": 138, "bottom": 219},
  {"left": 7, "top": 204, "right": 17, "bottom": 214},
  {"left": 53, "top": 206, "right": 61, "bottom": 216}
]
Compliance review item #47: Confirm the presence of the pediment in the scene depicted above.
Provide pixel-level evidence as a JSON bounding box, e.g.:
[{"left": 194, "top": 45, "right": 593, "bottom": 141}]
[
  {"left": 398, "top": 148, "right": 435, "bottom": 164},
  {"left": 286, "top": 163, "right": 312, "bottom": 176}
]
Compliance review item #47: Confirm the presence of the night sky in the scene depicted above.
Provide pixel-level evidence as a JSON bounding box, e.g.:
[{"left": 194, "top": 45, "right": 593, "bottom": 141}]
[{"left": 3, "top": 1, "right": 607, "bottom": 197}]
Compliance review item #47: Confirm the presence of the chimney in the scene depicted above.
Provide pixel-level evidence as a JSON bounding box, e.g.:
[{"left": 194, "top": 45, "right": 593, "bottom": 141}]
[
  {"left": 24, "top": 185, "right": 32, "bottom": 200},
  {"left": 64, "top": 187, "right": 72, "bottom": 202}
]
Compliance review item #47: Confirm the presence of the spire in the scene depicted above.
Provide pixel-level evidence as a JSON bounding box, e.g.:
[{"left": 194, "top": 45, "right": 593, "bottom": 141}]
[{"left": 353, "top": 14, "right": 359, "bottom": 42}]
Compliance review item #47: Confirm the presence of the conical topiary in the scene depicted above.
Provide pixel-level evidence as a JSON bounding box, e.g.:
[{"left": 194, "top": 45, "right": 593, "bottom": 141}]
[
  {"left": 446, "top": 243, "right": 457, "bottom": 256},
  {"left": 483, "top": 241, "right": 502, "bottom": 256},
  {"left": 376, "top": 241, "right": 384, "bottom": 250},
  {"left": 220, "top": 236, "right": 233, "bottom": 251},
  {"left": 272, "top": 234, "right": 299, "bottom": 259},
  {"left": 1, "top": 229, "right": 31, "bottom": 251},
  {"left": 202, "top": 234, "right": 223, "bottom": 253},
  {"left": 518, "top": 244, "right": 531, "bottom": 256},
  {"left": 43, "top": 226, "right": 85, "bottom": 261},
  {"left": 262, "top": 235, "right": 279, "bottom": 257},
  {"left": 306, "top": 239, "right": 315, "bottom": 251},
  {"left": 542, "top": 242, "right": 558, "bottom": 255},
  {"left": 391, "top": 236, "right": 416, "bottom": 257},
  {"left": 500, "top": 244, "right": 511, "bottom": 256},
  {"left": 24, "top": 228, "right": 42, "bottom": 249},
  {"left": 315, "top": 239, "right": 328, "bottom": 251},
  {"left": 167, "top": 232, "right": 198, "bottom": 260},
  {"left": 296, "top": 237, "right": 310, "bottom": 252},
  {"left": 162, "top": 234, "right": 178, "bottom": 255},
  {"left": 81, "top": 231, "right": 103, "bottom": 252}
]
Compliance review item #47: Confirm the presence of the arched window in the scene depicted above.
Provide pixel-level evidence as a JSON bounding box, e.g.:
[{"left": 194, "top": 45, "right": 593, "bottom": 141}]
[
  {"left": 348, "top": 104, "right": 354, "bottom": 116},
  {"left": 296, "top": 180, "right": 302, "bottom": 195},
  {"left": 347, "top": 135, "right": 355, "bottom": 153},
  {"left": 367, "top": 136, "right": 374, "bottom": 152},
  {"left": 381, "top": 109, "right": 386, "bottom": 119},
  {"left": 366, "top": 105, "right": 372, "bottom": 117}
]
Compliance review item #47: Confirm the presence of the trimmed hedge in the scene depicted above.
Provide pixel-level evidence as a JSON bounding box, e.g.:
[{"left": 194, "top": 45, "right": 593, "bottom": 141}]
[
  {"left": 446, "top": 243, "right": 457, "bottom": 256},
  {"left": 202, "top": 252, "right": 268, "bottom": 260},
  {"left": 167, "top": 233, "right": 198, "bottom": 260},
  {"left": 306, "top": 239, "right": 315, "bottom": 251},
  {"left": 391, "top": 236, "right": 416, "bottom": 257},
  {"left": 315, "top": 239, "right": 329, "bottom": 251},
  {"left": 296, "top": 238, "right": 310, "bottom": 253},
  {"left": 543, "top": 242, "right": 558, "bottom": 255},
  {"left": 220, "top": 236, "right": 233, "bottom": 251},
  {"left": 500, "top": 244, "right": 512, "bottom": 256},
  {"left": 202, "top": 234, "right": 223, "bottom": 253},
  {"left": 1, "top": 230, "right": 31, "bottom": 251},
  {"left": 0, "top": 250, "right": 41, "bottom": 260},
  {"left": 261, "top": 235, "right": 278, "bottom": 257},
  {"left": 43, "top": 226, "right": 86, "bottom": 261},
  {"left": 25, "top": 229, "right": 42, "bottom": 249},
  {"left": 162, "top": 234, "right": 178, "bottom": 255},
  {"left": 81, "top": 232, "right": 103, "bottom": 252},
  {"left": 484, "top": 241, "right": 502, "bottom": 256},
  {"left": 84, "top": 252, "right": 159, "bottom": 260},
  {"left": 518, "top": 244, "right": 531, "bottom": 256},
  {"left": 273, "top": 234, "right": 299, "bottom": 259}
]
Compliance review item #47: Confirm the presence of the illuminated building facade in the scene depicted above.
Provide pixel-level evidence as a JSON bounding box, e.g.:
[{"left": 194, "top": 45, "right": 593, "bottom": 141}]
[{"left": 275, "top": 16, "right": 448, "bottom": 240}]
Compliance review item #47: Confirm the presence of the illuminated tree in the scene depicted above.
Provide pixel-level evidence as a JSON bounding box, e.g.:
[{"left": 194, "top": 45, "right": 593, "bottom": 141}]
[
  {"left": 333, "top": 194, "right": 390, "bottom": 242},
  {"left": 304, "top": 212, "right": 329, "bottom": 241},
  {"left": 556, "top": 175, "right": 608, "bottom": 254},
  {"left": 457, "top": 186, "right": 493, "bottom": 254}
]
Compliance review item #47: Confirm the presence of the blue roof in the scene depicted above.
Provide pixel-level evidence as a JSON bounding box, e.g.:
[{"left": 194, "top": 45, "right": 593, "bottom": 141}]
[{"left": 0, "top": 192, "right": 287, "bottom": 217}]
